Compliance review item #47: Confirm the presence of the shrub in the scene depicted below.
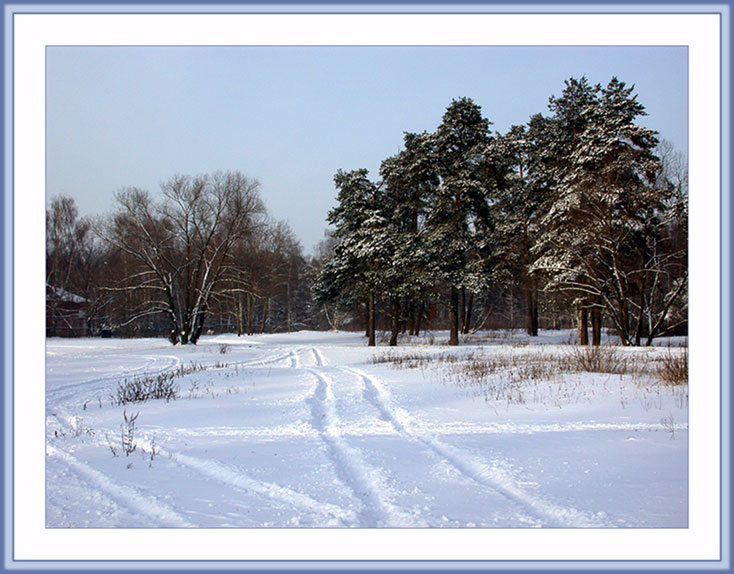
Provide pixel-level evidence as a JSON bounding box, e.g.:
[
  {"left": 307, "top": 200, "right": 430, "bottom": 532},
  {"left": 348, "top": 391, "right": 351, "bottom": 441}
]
[
  {"left": 110, "top": 362, "right": 207, "bottom": 405},
  {"left": 113, "top": 372, "right": 179, "bottom": 405},
  {"left": 120, "top": 409, "right": 139, "bottom": 456}
]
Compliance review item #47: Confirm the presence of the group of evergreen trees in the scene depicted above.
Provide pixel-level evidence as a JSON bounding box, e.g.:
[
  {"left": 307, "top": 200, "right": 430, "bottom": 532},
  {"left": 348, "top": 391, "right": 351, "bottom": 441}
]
[{"left": 313, "top": 76, "right": 688, "bottom": 346}]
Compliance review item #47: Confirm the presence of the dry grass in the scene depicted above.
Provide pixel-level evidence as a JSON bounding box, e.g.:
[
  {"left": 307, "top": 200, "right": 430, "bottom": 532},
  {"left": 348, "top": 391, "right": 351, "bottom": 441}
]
[
  {"left": 562, "top": 345, "right": 628, "bottom": 374},
  {"left": 374, "top": 345, "right": 630, "bottom": 380},
  {"left": 371, "top": 350, "right": 475, "bottom": 369},
  {"left": 655, "top": 347, "right": 688, "bottom": 386},
  {"left": 373, "top": 341, "right": 688, "bottom": 410}
]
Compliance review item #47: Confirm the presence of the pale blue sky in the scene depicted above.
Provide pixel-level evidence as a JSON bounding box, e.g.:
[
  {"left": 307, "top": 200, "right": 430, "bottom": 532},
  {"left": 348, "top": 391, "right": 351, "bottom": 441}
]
[{"left": 46, "top": 46, "right": 687, "bottom": 253}]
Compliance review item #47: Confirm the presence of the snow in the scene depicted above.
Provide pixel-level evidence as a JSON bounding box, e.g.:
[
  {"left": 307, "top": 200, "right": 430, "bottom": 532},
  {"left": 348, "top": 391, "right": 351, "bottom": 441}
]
[
  {"left": 46, "top": 330, "right": 687, "bottom": 529},
  {"left": 46, "top": 285, "right": 88, "bottom": 303}
]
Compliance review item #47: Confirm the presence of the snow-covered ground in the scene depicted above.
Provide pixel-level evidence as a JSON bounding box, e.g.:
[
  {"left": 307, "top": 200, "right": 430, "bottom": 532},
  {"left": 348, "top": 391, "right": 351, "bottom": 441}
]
[{"left": 46, "top": 330, "right": 688, "bottom": 529}]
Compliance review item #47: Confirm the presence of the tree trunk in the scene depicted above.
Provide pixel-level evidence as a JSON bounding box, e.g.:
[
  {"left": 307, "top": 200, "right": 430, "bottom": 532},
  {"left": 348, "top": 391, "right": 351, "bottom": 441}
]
[
  {"left": 246, "top": 293, "right": 253, "bottom": 336},
  {"left": 236, "top": 297, "right": 243, "bottom": 336},
  {"left": 365, "top": 301, "right": 370, "bottom": 338},
  {"left": 633, "top": 299, "right": 645, "bottom": 346},
  {"left": 180, "top": 312, "right": 190, "bottom": 344},
  {"left": 405, "top": 301, "right": 414, "bottom": 335},
  {"left": 368, "top": 292, "right": 376, "bottom": 347},
  {"left": 192, "top": 299, "right": 210, "bottom": 344},
  {"left": 462, "top": 292, "right": 473, "bottom": 334},
  {"left": 260, "top": 297, "right": 269, "bottom": 333},
  {"left": 286, "top": 277, "right": 292, "bottom": 333},
  {"left": 190, "top": 313, "right": 206, "bottom": 344},
  {"left": 389, "top": 297, "right": 400, "bottom": 346},
  {"left": 619, "top": 300, "right": 631, "bottom": 346},
  {"left": 591, "top": 301, "right": 602, "bottom": 346},
  {"left": 459, "top": 288, "right": 466, "bottom": 335},
  {"left": 577, "top": 306, "right": 589, "bottom": 346},
  {"left": 449, "top": 286, "right": 459, "bottom": 346},
  {"left": 414, "top": 301, "right": 423, "bottom": 337},
  {"left": 526, "top": 285, "right": 538, "bottom": 336},
  {"left": 168, "top": 323, "right": 178, "bottom": 345}
]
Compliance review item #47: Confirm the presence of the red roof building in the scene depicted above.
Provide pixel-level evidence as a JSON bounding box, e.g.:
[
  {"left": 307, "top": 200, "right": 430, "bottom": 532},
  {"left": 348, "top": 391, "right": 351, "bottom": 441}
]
[{"left": 46, "top": 286, "right": 88, "bottom": 337}]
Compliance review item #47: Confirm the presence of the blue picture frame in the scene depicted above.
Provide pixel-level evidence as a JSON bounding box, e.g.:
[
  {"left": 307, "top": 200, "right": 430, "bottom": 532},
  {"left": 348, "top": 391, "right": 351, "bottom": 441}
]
[{"left": 1, "top": 1, "right": 730, "bottom": 572}]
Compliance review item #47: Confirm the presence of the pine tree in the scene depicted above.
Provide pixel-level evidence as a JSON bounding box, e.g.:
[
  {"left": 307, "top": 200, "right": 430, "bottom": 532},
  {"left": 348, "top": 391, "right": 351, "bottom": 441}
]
[
  {"left": 425, "top": 97, "right": 494, "bottom": 345},
  {"left": 492, "top": 122, "right": 551, "bottom": 336},
  {"left": 532, "top": 77, "right": 681, "bottom": 345},
  {"left": 379, "top": 131, "right": 439, "bottom": 343},
  {"left": 313, "top": 169, "right": 389, "bottom": 346}
]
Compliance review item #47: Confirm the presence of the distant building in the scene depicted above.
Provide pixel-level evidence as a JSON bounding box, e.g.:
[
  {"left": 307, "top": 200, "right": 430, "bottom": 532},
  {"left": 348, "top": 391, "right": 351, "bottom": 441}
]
[{"left": 46, "top": 286, "right": 88, "bottom": 337}]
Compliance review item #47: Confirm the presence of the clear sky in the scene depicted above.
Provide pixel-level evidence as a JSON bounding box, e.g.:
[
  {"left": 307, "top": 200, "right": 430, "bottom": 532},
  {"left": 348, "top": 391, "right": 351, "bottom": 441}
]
[{"left": 46, "top": 45, "right": 687, "bottom": 254}]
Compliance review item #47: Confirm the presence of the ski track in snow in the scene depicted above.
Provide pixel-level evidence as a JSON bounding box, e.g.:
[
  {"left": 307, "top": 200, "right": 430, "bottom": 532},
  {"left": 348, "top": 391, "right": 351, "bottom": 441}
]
[
  {"left": 135, "top": 438, "right": 356, "bottom": 527},
  {"left": 305, "top": 364, "right": 427, "bottom": 527},
  {"left": 235, "top": 349, "right": 294, "bottom": 368},
  {"left": 312, "top": 347, "right": 326, "bottom": 367},
  {"left": 46, "top": 445, "right": 194, "bottom": 527},
  {"left": 340, "top": 365, "right": 609, "bottom": 528}
]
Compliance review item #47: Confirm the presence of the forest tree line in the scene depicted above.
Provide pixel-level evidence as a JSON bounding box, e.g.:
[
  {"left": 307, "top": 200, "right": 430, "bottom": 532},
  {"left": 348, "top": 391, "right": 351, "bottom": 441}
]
[
  {"left": 46, "top": 172, "right": 318, "bottom": 345},
  {"left": 46, "top": 76, "right": 687, "bottom": 346}
]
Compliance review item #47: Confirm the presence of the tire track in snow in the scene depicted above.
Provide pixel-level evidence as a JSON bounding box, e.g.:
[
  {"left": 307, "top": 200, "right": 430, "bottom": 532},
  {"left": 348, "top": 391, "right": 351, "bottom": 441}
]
[
  {"left": 46, "top": 354, "right": 182, "bottom": 404},
  {"left": 305, "top": 366, "right": 426, "bottom": 527},
  {"left": 151, "top": 420, "right": 677, "bottom": 441},
  {"left": 312, "top": 347, "right": 326, "bottom": 367},
  {"left": 136, "top": 439, "right": 356, "bottom": 527},
  {"left": 48, "top": 350, "right": 293, "bottom": 408},
  {"left": 342, "top": 366, "right": 608, "bottom": 528},
  {"left": 46, "top": 445, "right": 194, "bottom": 527},
  {"left": 48, "top": 346, "right": 293, "bottom": 401},
  {"left": 232, "top": 349, "right": 294, "bottom": 368}
]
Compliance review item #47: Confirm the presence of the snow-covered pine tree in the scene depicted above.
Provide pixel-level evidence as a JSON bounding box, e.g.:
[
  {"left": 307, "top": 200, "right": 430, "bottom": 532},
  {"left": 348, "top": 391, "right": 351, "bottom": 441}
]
[
  {"left": 425, "top": 97, "right": 495, "bottom": 345},
  {"left": 313, "top": 169, "right": 390, "bottom": 346},
  {"left": 532, "top": 77, "right": 682, "bottom": 346},
  {"left": 526, "top": 78, "right": 600, "bottom": 343},
  {"left": 491, "top": 122, "right": 552, "bottom": 336},
  {"left": 379, "top": 131, "right": 439, "bottom": 344}
]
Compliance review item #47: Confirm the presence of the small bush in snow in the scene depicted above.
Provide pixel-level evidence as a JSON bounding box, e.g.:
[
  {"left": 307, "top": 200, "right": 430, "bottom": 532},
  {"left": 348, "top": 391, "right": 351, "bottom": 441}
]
[
  {"left": 120, "top": 409, "right": 139, "bottom": 456},
  {"left": 660, "top": 414, "right": 677, "bottom": 439},
  {"left": 113, "top": 372, "right": 179, "bottom": 405},
  {"left": 218, "top": 343, "right": 230, "bottom": 355}
]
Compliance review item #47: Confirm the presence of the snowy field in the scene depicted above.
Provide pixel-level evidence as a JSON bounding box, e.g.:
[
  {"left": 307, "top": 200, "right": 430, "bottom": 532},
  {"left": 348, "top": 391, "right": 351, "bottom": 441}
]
[{"left": 46, "top": 330, "right": 688, "bottom": 529}]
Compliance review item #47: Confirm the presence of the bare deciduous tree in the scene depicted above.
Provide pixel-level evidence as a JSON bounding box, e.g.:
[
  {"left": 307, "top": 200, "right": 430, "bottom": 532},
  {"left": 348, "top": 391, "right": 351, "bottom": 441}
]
[
  {"left": 98, "top": 171, "right": 264, "bottom": 344},
  {"left": 47, "top": 195, "right": 109, "bottom": 334}
]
